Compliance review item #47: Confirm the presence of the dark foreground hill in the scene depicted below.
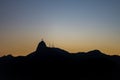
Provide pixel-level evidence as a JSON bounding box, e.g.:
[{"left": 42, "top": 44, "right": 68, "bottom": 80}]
[{"left": 0, "top": 40, "right": 120, "bottom": 80}]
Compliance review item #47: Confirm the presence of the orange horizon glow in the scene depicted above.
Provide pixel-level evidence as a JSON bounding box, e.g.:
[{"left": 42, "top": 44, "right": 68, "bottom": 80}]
[{"left": 0, "top": 39, "right": 120, "bottom": 57}]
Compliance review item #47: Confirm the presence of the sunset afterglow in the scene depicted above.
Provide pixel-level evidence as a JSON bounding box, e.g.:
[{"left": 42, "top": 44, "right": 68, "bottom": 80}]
[{"left": 0, "top": 0, "right": 120, "bottom": 56}]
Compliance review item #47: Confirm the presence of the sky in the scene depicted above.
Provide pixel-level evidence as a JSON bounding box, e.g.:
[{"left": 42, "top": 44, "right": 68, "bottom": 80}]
[{"left": 0, "top": 0, "right": 120, "bottom": 56}]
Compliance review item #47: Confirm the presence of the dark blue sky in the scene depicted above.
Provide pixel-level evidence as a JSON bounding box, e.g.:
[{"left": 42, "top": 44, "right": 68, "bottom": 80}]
[{"left": 0, "top": 0, "right": 120, "bottom": 56}]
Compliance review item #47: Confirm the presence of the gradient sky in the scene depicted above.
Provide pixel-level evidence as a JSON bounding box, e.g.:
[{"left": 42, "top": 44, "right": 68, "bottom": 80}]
[{"left": 0, "top": 0, "right": 120, "bottom": 56}]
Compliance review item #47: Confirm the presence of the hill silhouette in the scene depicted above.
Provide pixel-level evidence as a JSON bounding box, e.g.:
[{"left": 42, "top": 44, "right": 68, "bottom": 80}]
[{"left": 0, "top": 40, "right": 120, "bottom": 80}]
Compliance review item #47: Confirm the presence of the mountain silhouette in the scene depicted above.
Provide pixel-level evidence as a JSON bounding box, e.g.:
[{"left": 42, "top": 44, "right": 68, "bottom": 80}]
[
  {"left": 36, "top": 40, "right": 47, "bottom": 51},
  {"left": 0, "top": 40, "right": 120, "bottom": 80}
]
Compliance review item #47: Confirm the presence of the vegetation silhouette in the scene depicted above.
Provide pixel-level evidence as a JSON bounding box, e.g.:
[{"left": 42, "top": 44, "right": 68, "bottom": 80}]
[{"left": 0, "top": 40, "right": 120, "bottom": 80}]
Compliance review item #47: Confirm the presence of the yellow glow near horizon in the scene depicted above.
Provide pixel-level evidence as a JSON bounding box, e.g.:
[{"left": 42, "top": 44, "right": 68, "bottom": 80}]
[{"left": 0, "top": 38, "right": 120, "bottom": 56}]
